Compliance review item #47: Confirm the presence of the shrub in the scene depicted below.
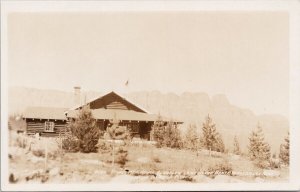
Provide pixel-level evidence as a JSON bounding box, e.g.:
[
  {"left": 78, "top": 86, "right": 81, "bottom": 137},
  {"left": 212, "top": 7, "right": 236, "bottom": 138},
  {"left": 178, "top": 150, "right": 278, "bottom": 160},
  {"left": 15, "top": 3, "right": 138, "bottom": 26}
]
[
  {"left": 9, "top": 173, "right": 18, "bottom": 183},
  {"left": 48, "top": 151, "right": 60, "bottom": 160},
  {"left": 32, "top": 149, "right": 45, "bottom": 157},
  {"left": 152, "top": 156, "right": 161, "bottom": 163},
  {"left": 97, "top": 139, "right": 113, "bottom": 153},
  {"left": 14, "top": 134, "right": 28, "bottom": 149},
  {"left": 62, "top": 134, "right": 80, "bottom": 152},
  {"left": 269, "top": 158, "right": 281, "bottom": 169},
  {"left": 180, "top": 175, "right": 194, "bottom": 182},
  {"left": 207, "top": 161, "right": 233, "bottom": 179},
  {"left": 233, "top": 135, "right": 241, "bottom": 155},
  {"left": 115, "top": 146, "right": 128, "bottom": 167},
  {"left": 255, "top": 160, "right": 271, "bottom": 169}
]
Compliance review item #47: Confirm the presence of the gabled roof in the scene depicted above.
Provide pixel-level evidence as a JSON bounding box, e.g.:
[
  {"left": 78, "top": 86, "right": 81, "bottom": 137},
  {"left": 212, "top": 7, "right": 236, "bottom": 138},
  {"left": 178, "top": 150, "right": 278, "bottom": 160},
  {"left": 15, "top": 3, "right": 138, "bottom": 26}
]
[
  {"left": 23, "top": 107, "right": 68, "bottom": 120},
  {"left": 68, "top": 91, "right": 150, "bottom": 113}
]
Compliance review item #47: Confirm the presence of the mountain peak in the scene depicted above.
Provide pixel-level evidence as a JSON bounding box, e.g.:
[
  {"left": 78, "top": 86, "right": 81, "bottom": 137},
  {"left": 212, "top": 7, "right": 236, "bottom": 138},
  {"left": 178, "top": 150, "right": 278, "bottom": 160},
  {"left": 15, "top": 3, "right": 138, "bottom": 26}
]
[{"left": 212, "top": 94, "right": 230, "bottom": 107}]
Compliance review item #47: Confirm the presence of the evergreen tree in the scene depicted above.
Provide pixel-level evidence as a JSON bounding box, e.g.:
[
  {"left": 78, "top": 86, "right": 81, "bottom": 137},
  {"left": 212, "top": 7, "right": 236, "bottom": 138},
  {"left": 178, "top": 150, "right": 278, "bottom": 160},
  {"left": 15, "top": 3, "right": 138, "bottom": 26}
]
[
  {"left": 151, "top": 116, "right": 182, "bottom": 149},
  {"left": 248, "top": 124, "right": 271, "bottom": 168},
  {"left": 184, "top": 124, "right": 199, "bottom": 151},
  {"left": 68, "top": 106, "right": 100, "bottom": 153},
  {"left": 279, "top": 132, "right": 289, "bottom": 165},
  {"left": 214, "top": 134, "right": 225, "bottom": 153},
  {"left": 163, "top": 121, "right": 182, "bottom": 149},
  {"left": 201, "top": 115, "right": 225, "bottom": 153},
  {"left": 233, "top": 135, "right": 241, "bottom": 155}
]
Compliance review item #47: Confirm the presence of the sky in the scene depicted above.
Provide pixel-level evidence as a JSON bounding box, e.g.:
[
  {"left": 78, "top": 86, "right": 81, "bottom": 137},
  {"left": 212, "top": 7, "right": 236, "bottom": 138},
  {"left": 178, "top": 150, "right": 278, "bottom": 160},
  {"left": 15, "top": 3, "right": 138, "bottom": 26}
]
[{"left": 7, "top": 12, "right": 289, "bottom": 117}]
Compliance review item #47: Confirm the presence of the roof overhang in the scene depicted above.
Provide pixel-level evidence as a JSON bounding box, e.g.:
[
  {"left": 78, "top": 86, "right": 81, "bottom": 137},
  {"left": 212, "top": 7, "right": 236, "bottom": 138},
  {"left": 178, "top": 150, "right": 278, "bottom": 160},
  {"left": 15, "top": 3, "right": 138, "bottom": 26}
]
[
  {"left": 23, "top": 107, "right": 68, "bottom": 120},
  {"left": 66, "top": 108, "right": 183, "bottom": 123}
]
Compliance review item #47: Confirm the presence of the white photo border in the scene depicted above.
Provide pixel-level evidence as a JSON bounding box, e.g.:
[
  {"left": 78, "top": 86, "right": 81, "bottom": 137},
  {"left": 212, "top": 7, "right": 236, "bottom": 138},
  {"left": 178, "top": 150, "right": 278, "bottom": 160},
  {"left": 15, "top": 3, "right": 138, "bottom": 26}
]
[{"left": 1, "top": 0, "right": 300, "bottom": 191}]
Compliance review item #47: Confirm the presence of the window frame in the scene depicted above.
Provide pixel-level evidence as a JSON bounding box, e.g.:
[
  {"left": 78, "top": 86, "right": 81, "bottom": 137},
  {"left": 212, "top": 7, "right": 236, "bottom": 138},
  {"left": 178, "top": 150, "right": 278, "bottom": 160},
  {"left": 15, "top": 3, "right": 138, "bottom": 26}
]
[{"left": 44, "top": 121, "right": 55, "bottom": 132}]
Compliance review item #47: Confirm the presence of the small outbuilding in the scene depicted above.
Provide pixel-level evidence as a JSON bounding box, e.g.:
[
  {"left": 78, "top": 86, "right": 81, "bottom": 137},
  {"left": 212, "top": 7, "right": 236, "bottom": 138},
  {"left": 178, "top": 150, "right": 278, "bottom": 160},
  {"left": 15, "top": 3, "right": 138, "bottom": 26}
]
[{"left": 23, "top": 107, "right": 68, "bottom": 137}]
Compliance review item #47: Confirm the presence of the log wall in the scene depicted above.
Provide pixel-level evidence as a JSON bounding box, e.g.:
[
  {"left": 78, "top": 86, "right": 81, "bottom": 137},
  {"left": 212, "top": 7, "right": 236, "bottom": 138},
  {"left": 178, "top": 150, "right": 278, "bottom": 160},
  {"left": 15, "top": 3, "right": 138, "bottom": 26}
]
[
  {"left": 25, "top": 118, "right": 153, "bottom": 140},
  {"left": 25, "top": 119, "right": 67, "bottom": 137}
]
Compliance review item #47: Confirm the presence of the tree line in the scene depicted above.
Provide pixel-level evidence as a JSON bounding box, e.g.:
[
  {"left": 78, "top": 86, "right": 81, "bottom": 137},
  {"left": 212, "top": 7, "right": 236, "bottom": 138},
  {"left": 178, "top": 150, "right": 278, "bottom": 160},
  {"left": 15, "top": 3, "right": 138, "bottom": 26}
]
[
  {"left": 62, "top": 106, "right": 289, "bottom": 169},
  {"left": 151, "top": 114, "right": 289, "bottom": 168}
]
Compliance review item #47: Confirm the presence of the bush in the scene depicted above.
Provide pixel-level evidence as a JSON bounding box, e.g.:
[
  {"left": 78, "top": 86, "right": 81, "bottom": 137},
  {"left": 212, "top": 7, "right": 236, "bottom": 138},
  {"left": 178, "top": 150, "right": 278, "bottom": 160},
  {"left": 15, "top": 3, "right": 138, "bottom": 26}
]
[
  {"left": 48, "top": 150, "right": 60, "bottom": 160},
  {"left": 233, "top": 135, "right": 241, "bottom": 155},
  {"left": 152, "top": 156, "right": 161, "bottom": 163},
  {"left": 207, "top": 161, "right": 233, "bottom": 179},
  {"left": 62, "top": 134, "right": 80, "bottom": 152},
  {"left": 97, "top": 139, "right": 113, "bottom": 153},
  {"left": 255, "top": 159, "right": 271, "bottom": 169},
  {"left": 181, "top": 175, "right": 194, "bottom": 182},
  {"left": 9, "top": 173, "right": 18, "bottom": 183},
  {"left": 14, "top": 134, "right": 28, "bottom": 149},
  {"left": 115, "top": 146, "right": 128, "bottom": 167},
  {"left": 269, "top": 158, "right": 281, "bottom": 169},
  {"left": 32, "top": 149, "right": 45, "bottom": 157}
]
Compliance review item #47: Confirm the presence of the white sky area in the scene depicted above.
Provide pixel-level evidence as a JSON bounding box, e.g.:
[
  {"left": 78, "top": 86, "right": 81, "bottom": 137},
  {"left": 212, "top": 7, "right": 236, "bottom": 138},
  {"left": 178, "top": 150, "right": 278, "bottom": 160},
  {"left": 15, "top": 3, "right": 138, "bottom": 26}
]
[{"left": 8, "top": 12, "right": 289, "bottom": 117}]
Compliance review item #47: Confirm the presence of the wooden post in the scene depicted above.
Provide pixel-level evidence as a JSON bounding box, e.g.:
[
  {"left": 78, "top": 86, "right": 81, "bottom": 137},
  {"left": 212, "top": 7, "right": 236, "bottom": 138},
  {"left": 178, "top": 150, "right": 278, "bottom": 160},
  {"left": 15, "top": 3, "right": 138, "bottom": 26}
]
[
  {"left": 44, "top": 139, "right": 48, "bottom": 172},
  {"left": 60, "top": 129, "right": 63, "bottom": 174},
  {"left": 112, "top": 139, "right": 115, "bottom": 172}
]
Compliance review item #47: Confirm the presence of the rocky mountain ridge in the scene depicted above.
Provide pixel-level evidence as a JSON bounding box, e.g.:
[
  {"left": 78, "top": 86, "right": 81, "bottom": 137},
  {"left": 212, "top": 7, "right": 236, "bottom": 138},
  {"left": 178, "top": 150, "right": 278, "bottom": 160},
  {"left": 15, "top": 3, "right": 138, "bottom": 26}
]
[{"left": 8, "top": 86, "right": 289, "bottom": 153}]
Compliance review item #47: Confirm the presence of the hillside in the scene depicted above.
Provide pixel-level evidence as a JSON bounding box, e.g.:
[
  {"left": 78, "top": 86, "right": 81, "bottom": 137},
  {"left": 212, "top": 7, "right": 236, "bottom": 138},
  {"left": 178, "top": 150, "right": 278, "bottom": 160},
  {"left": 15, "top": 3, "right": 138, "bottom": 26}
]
[{"left": 8, "top": 87, "right": 289, "bottom": 153}]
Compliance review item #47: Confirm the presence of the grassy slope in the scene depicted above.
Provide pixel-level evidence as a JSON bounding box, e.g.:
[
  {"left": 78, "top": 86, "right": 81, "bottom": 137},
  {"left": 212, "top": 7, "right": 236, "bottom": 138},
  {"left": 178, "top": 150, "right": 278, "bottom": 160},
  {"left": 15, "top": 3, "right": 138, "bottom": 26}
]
[{"left": 9, "top": 136, "right": 289, "bottom": 183}]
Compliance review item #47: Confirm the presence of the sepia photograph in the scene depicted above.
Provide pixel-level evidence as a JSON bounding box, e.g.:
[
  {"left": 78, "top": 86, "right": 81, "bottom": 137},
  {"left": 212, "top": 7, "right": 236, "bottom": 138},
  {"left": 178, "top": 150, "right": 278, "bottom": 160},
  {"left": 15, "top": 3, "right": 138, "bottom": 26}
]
[{"left": 1, "top": 0, "right": 300, "bottom": 191}]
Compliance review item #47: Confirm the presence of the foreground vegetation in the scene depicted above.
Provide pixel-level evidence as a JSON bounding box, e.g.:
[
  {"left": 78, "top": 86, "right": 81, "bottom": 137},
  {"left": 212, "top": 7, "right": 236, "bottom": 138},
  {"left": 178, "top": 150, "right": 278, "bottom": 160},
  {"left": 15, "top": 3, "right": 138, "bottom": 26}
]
[
  {"left": 9, "top": 131, "right": 289, "bottom": 184},
  {"left": 8, "top": 108, "right": 290, "bottom": 183}
]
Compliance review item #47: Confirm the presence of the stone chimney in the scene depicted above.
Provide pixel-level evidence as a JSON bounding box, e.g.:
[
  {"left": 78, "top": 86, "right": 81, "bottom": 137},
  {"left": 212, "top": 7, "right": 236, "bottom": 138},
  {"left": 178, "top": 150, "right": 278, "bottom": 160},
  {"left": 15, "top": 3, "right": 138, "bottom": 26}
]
[{"left": 74, "top": 86, "right": 81, "bottom": 105}]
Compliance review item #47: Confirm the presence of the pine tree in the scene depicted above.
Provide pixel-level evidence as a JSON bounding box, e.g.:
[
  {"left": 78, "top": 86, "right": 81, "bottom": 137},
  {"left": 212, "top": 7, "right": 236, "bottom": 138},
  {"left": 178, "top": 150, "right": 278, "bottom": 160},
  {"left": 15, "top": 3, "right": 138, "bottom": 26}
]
[
  {"left": 214, "top": 134, "right": 225, "bottom": 153},
  {"left": 279, "top": 132, "right": 289, "bottom": 165},
  {"left": 164, "top": 121, "right": 182, "bottom": 149},
  {"left": 68, "top": 106, "right": 100, "bottom": 153},
  {"left": 184, "top": 124, "right": 199, "bottom": 151},
  {"left": 248, "top": 124, "right": 271, "bottom": 168},
  {"left": 151, "top": 116, "right": 182, "bottom": 149},
  {"left": 201, "top": 115, "right": 225, "bottom": 153},
  {"left": 233, "top": 135, "right": 241, "bottom": 155}
]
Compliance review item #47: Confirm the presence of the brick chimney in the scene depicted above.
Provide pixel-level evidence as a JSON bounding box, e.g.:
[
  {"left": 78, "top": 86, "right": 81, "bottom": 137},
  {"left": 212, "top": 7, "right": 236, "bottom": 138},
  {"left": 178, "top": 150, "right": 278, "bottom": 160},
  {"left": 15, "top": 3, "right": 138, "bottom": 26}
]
[{"left": 74, "top": 86, "right": 81, "bottom": 105}]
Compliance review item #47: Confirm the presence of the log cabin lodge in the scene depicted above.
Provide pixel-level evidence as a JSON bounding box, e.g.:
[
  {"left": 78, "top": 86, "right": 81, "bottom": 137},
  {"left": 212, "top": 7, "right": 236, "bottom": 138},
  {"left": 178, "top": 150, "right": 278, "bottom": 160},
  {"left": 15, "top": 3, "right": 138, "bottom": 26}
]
[{"left": 23, "top": 88, "right": 182, "bottom": 140}]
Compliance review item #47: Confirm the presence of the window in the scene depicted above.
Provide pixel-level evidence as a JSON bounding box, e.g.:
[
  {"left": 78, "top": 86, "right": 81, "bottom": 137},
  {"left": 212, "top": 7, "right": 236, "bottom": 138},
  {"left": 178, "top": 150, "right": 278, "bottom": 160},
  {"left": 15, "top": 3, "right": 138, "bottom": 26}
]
[{"left": 44, "top": 121, "right": 55, "bottom": 132}]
